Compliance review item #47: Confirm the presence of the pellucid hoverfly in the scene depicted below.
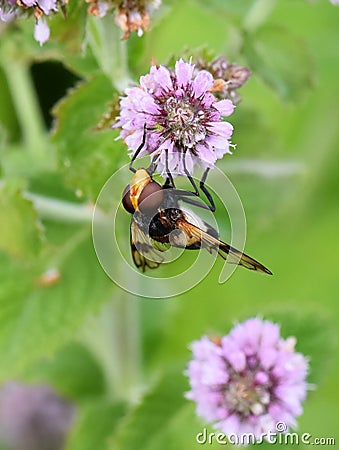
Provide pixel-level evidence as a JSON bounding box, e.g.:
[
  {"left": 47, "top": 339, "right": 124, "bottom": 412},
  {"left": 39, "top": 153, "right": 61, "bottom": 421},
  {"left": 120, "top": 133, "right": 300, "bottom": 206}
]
[{"left": 122, "top": 168, "right": 272, "bottom": 275}]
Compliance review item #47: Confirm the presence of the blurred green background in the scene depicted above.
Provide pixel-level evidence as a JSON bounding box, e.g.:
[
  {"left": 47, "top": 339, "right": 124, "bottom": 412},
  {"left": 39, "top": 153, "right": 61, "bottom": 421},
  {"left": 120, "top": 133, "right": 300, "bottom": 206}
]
[{"left": 0, "top": 0, "right": 338, "bottom": 448}]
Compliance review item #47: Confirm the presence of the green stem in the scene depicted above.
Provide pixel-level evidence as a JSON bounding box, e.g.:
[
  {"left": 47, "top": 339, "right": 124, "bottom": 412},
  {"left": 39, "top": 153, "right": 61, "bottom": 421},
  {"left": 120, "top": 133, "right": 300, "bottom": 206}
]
[
  {"left": 243, "top": 0, "right": 277, "bottom": 32},
  {"left": 3, "top": 60, "right": 46, "bottom": 161},
  {"left": 86, "top": 15, "right": 132, "bottom": 91},
  {"left": 80, "top": 296, "right": 142, "bottom": 403},
  {"left": 85, "top": 18, "right": 143, "bottom": 401},
  {"left": 25, "top": 192, "right": 97, "bottom": 223},
  {"left": 0, "top": 179, "right": 102, "bottom": 224}
]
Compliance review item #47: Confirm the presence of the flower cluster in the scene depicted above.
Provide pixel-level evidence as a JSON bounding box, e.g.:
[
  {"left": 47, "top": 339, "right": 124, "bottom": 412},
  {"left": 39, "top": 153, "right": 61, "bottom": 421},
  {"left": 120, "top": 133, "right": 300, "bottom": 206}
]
[
  {"left": 115, "top": 59, "right": 235, "bottom": 177},
  {"left": 87, "top": 0, "right": 161, "bottom": 39},
  {"left": 185, "top": 318, "right": 309, "bottom": 441},
  {"left": 194, "top": 55, "right": 251, "bottom": 104},
  {"left": 0, "top": 0, "right": 67, "bottom": 45},
  {"left": 0, "top": 382, "right": 75, "bottom": 450}
]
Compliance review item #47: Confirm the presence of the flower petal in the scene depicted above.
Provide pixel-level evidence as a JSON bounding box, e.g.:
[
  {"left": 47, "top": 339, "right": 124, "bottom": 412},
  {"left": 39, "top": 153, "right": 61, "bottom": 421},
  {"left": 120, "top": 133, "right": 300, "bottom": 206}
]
[
  {"left": 38, "top": 0, "right": 57, "bottom": 14},
  {"left": 206, "top": 121, "right": 233, "bottom": 139},
  {"left": 192, "top": 70, "right": 214, "bottom": 97},
  {"left": 175, "top": 59, "right": 194, "bottom": 87},
  {"left": 154, "top": 65, "right": 173, "bottom": 90},
  {"left": 226, "top": 350, "right": 246, "bottom": 372},
  {"left": 196, "top": 144, "right": 217, "bottom": 167},
  {"left": 34, "top": 18, "right": 50, "bottom": 46},
  {"left": 214, "top": 99, "right": 235, "bottom": 117}
]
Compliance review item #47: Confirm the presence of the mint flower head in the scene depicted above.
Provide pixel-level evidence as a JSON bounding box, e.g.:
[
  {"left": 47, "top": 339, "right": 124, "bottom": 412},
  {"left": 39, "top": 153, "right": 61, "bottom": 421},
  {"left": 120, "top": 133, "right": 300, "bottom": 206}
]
[
  {"left": 87, "top": 0, "right": 162, "bottom": 39},
  {"left": 115, "top": 59, "right": 235, "bottom": 178},
  {"left": 0, "top": 0, "right": 67, "bottom": 45},
  {"left": 0, "top": 382, "right": 75, "bottom": 450},
  {"left": 185, "top": 318, "right": 309, "bottom": 440}
]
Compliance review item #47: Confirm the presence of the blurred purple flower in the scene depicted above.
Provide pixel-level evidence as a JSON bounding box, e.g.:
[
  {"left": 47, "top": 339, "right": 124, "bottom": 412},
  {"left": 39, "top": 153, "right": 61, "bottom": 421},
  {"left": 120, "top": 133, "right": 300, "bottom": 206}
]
[
  {"left": 0, "top": 382, "right": 75, "bottom": 450},
  {"left": 185, "top": 318, "right": 309, "bottom": 441},
  {"left": 194, "top": 55, "right": 251, "bottom": 104},
  {"left": 0, "top": 0, "right": 66, "bottom": 45},
  {"left": 0, "top": 0, "right": 17, "bottom": 22},
  {"left": 330, "top": 0, "right": 339, "bottom": 4},
  {"left": 87, "top": 0, "right": 161, "bottom": 39},
  {"left": 115, "top": 59, "right": 235, "bottom": 177}
]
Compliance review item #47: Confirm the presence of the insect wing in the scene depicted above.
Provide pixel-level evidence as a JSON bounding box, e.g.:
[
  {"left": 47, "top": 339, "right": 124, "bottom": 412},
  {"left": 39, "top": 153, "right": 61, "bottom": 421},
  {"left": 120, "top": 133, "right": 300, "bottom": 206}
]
[
  {"left": 176, "top": 218, "right": 272, "bottom": 275},
  {"left": 130, "top": 221, "right": 168, "bottom": 272}
]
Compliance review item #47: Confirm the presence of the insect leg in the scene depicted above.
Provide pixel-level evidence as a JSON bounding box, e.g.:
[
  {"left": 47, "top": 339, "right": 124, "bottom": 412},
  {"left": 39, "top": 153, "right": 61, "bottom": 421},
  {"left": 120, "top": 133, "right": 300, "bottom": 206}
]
[
  {"left": 183, "top": 149, "right": 199, "bottom": 196},
  {"left": 147, "top": 154, "right": 160, "bottom": 176},
  {"left": 180, "top": 195, "right": 212, "bottom": 211},
  {"left": 129, "top": 124, "right": 147, "bottom": 173},
  {"left": 200, "top": 168, "right": 216, "bottom": 212},
  {"left": 163, "top": 151, "right": 196, "bottom": 197},
  {"left": 164, "top": 149, "right": 175, "bottom": 188}
]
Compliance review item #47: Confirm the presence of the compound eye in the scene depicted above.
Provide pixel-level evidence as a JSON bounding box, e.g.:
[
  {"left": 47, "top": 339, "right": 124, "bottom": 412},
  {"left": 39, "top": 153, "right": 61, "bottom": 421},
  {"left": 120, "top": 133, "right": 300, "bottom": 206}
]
[
  {"left": 139, "top": 181, "right": 163, "bottom": 212},
  {"left": 122, "top": 184, "right": 135, "bottom": 213}
]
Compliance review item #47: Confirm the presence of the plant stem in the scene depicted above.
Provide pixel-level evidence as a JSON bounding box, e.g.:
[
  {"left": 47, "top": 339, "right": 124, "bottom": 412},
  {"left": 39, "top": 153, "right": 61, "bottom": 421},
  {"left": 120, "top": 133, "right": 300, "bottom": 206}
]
[
  {"left": 25, "top": 192, "right": 97, "bottom": 223},
  {"left": 85, "top": 15, "right": 144, "bottom": 402},
  {"left": 80, "top": 296, "right": 142, "bottom": 403},
  {"left": 86, "top": 15, "right": 132, "bottom": 91},
  {"left": 243, "top": 0, "right": 277, "bottom": 32},
  {"left": 2, "top": 60, "right": 47, "bottom": 161}
]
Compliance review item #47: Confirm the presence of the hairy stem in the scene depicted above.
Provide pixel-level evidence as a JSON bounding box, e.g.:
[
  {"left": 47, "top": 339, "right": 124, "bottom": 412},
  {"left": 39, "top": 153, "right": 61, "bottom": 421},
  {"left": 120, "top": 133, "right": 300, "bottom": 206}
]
[
  {"left": 80, "top": 296, "right": 142, "bottom": 403},
  {"left": 25, "top": 192, "right": 96, "bottom": 223},
  {"left": 3, "top": 60, "right": 47, "bottom": 161}
]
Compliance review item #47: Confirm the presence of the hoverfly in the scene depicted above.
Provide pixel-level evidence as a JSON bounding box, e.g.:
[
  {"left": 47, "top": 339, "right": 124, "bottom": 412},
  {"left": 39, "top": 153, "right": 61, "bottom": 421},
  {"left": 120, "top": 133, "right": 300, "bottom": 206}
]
[{"left": 122, "top": 168, "right": 272, "bottom": 275}]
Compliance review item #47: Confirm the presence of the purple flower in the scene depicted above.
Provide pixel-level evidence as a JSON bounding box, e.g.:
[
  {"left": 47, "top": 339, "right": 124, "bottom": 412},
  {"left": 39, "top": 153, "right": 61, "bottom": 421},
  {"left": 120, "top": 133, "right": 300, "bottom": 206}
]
[
  {"left": 34, "top": 17, "right": 50, "bottom": 46},
  {"left": 185, "top": 318, "right": 309, "bottom": 441},
  {"left": 87, "top": 0, "right": 161, "bottom": 39},
  {"left": 193, "top": 55, "right": 251, "bottom": 104},
  {"left": 0, "top": 382, "right": 75, "bottom": 450},
  {"left": 0, "top": 0, "right": 66, "bottom": 45},
  {"left": 115, "top": 59, "right": 235, "bottom": 177},
  {"left": 0, "top": 0, "right": 17, "bottom": 22}
]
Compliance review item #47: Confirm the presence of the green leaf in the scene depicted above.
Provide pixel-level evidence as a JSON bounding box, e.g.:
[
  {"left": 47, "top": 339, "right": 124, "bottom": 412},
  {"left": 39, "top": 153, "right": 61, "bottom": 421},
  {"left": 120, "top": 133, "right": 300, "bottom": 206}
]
[
  {"left": 26, "top": 341, "right": 107, "bottom": 400},
  {"left": 0, "top": 225, "right": 114, "bottom": 381},
  {"left": 48, "top": 1, "right": 87, "bottom": 54},
  {"left": 0, "top": 180, "right": 43, "bottom": 259},
  {"left": 195, "top": 0, "right": 250, "bottom": 19},
  {"left": 49, "top": 2, "right": 100, "bottom": 77},
  {"left": 243, "top": 25, "right": 314, "bottom": 101},
  {"left": 52, "top": 75, "right": 127, "bottom": 201},
  {"left": 66, "top": 399, "right": 126, "bottom": 450},
  {"left": 109, "top": 370, "right": 189, "bottom": 450}
]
